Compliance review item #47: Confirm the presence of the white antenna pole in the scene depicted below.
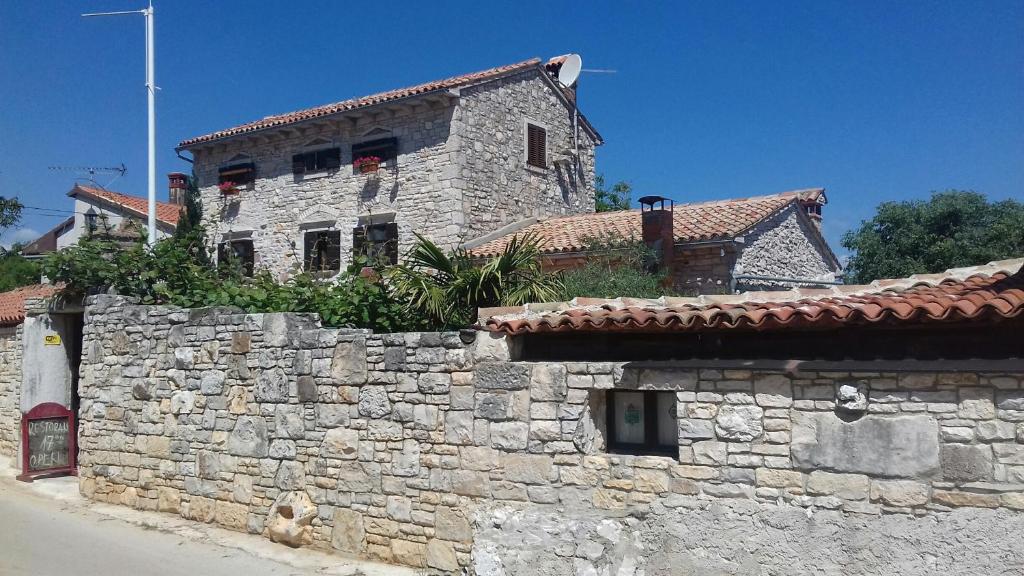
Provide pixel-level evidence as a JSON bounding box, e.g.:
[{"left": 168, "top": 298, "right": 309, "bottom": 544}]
[
  {"left": 145, "top": 1, "right": 156, "bottom": 246},
  {"left": 83, "top": 2, "right": 157, "bottom": 246}
]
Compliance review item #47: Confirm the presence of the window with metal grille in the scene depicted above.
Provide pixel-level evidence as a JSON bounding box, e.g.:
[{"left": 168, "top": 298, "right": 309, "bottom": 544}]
[
  {"left": 605, "top": 390, "right": 677, "bottom": 456},
  {"left": 352, "top": 223, "right": 398, "bottom": 266},
  {"left": 217, "top": 239, "right": 255, "bottom": 277},
  {"left": 303, "top": 230, "right": 342, "bottom": 273},
  {"left": 218, "top": 163, "right": 256, "bottom": 186},
  {"left": 292, "top": 148, "right": 341, "bottom": 176},
  {"left": 526, "top": 123, "right": 547, "bottom": 169}
]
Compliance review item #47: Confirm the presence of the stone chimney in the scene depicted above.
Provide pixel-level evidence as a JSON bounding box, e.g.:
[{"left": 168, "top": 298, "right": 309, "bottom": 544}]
[
  {"left": 798, "top": 190, "right": 826, "bottom": 230},
  {"left": 168, "top": 172, "right": 188, "bottom": 205},
  {"left": 639, "top": 196, "right": 674, "bottom": 273}
]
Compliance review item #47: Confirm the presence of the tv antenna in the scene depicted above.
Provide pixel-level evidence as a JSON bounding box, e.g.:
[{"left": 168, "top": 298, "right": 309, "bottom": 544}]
[{"left": 48, "top": 163, "right": 127, "bottom": 189}]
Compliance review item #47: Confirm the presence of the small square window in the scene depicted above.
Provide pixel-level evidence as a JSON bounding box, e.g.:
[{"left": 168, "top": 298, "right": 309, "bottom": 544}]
[
  {"left": 526, "top": 123, "right": 547, "bottom": 169},
  {"left": 304, "top": 230, "right": 342, "bottom": 273},
  {"left": 217, "top": 239, "right": 255, "bottom": 277},
  {"left": 606, "top": 390, "right": 677, "bottom": 456},
  {"left": 292, "top": 148, "right": 341, "bottom": 176},
  {"left": 352, "top": 138, "right": 398, "bottom": 173},
  {"left": 218, "top": 163, "right": 256, "bottom": 187},
  {"left": 353, "top": 223, "right": 398, "bottom": 266}
]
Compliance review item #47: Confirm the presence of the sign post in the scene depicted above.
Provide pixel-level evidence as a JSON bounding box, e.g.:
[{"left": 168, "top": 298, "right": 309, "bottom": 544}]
[{"left": 17, "top": 402, "right": 76, "bottom": 482}]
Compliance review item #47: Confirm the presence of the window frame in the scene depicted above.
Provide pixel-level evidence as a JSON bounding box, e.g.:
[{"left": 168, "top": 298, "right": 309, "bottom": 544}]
[
  {"left": 217, "top": 238, "right": 255, "bottom": 277},
  {"left": 525, "top": 121, "right": 548, "bottom": 170},
  {"left": 303, "top": 228, "right": 342, "bottom": 275},
  {"left": 292, "top": 146, "right": 342, "bottom": 178},
  {"left": 351, "top": 137, "right": 398, "bottom": 173},
  {"left": 605, "top": 390, "right": 678, "bottom": 457},
  {"left": 218, "top": 162, "right": 256, "bottom": 188},
  {"left": 352, "top": 222, "right": 398, "bottom": 266}
]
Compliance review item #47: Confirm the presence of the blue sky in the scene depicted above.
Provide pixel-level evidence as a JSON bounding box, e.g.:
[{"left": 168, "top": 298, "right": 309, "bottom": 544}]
[{"left": 2, "top": 1, "right": 1022, "bottom": 257}]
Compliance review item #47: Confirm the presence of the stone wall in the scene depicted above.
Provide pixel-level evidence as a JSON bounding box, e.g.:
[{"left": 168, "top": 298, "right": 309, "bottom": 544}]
[
  {"left": 192, "top": 69, "right": 595, "bottom": 279},
  {"left": 456, "top": 70, "right": 597, "bottom": 239},
  {"left": 734, "top": 203, "right": 838, "bottom": 287},
  {"left": 0, "top": 325, "right": 22, "bottom": 457},
  {"left": 78, "top": 297, "right": 1024, "bottom": 574}
]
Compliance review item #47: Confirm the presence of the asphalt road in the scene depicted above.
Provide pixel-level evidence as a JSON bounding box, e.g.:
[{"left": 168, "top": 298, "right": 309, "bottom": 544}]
[{"left": 0, "top": 476, "right": 413, "bottom": 576}]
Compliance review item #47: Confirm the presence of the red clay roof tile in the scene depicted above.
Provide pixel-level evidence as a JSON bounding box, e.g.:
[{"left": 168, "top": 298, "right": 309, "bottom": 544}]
[
  {"left": 178, "top": 59, "right": 545, "bottom": 148},
  {"left": 0, "top": 285, "right": 57, "bottom": 327},
  {"left": 467, "top": 189, "right": 824, "bottom": 257},
  {"left": 72, "top": 185, "right": 181, "bottom": 227},
  {"left": 483, "top": 258, "right": 1024, "bottom": 335}
]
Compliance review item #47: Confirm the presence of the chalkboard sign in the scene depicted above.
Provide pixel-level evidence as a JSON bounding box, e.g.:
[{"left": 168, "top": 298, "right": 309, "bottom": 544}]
[{"left": 18, "top": 402, "right": 76, "bottom": 482}]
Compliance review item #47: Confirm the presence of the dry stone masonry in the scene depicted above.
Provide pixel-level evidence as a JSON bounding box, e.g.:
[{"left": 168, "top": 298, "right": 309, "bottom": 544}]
[
  {"left": 77, "top": 296, "right": 1024, "bottom": 574},
  {"left": 0, "top": 325, "right": 22, "bottom": 457}
]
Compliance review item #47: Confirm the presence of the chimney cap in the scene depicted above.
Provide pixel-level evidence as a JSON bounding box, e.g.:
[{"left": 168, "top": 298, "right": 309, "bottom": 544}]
[{"left": 639, "top": 195, "right": 673, "bottom": 211}]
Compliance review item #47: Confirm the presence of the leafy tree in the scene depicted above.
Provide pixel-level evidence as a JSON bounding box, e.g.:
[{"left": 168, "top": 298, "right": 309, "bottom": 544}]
[
  {"left": 556, "top": 234, "right": 671, "bottom": 300},
  {"left": 595, "top": 174, "right": 631, "bottom": 212},
  {"left": 388, "top": 233, "right": 562, "bottom": 329},
  {"left": 841, "top": 191, "right": 1024, "bottom": 283},
  {"left": 0, "top": 244, "right": 40, "bottom": 291},
  {"left": 0, "top": 196, "right": 21, "bottom": 231}
]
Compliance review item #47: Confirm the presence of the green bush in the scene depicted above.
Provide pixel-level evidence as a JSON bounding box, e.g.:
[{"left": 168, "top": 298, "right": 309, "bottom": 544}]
[{"left": 555, "top": 234, "right": 671, "bottom": 300}]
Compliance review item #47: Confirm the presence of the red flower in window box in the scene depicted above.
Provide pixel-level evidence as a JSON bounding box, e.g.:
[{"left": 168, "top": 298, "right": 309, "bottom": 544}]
[
  {"left": 218, "top": 181, "right": 240, "bottom": 196},
  {"left": 353, "top": 156, "right": 381, "bottom": 174}
]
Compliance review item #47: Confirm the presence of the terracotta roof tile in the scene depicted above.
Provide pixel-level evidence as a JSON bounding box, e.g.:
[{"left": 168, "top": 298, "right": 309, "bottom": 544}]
[
  {"left": 467, "top": 189, "right": 823, "bottom": 257},
  {"left": 0, "top": 285, "right": 56, "bottom": 327},
  {"left": 179, "top": 59, "right": 544, "bottom": 148},
  {"left": 72, "top": 185, "right": 181, "bottom": 227},
  {"left": 483, "top": 258, "right": 1024, "bottom": 335}
]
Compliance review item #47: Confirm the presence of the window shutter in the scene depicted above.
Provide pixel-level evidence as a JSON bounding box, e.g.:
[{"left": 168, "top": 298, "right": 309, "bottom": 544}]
[
  {"left": 352, "top": 227, "right": 367, "bottom": 261},
  {"left": 292, "top": 154, "right": 306, "bottom": 176},
  {"left": 527, "top": 124, "right": 546, "bottom": 168},
  {"left": 303, "top": 232, "right": 317, "bottom": 270},
  {"left": 385, "top": 222, "right": 399, "bottom": 265},
  {"left": 323, "top": 148, "right": 341, "bottom": 170}
]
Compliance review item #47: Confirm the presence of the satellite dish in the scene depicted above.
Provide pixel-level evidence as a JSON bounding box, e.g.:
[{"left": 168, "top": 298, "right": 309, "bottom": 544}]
[{"left": 557, "top": 54, "right": 582, "bottom": 87}]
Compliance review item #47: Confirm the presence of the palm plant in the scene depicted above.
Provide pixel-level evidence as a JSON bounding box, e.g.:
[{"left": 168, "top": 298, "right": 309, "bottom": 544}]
[{"left": 388, "top": 232, "right": 562, "bottom": 329}]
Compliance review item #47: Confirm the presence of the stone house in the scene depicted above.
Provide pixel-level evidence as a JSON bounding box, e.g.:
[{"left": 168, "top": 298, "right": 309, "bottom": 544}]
[
  {"left": 22, "top": 184, "right": 181, "bottom": 258},
  {"left": 467, "top": 188, "right": 841, "bottom": 294},
  {"left": 34, "top": 257, "right": 1020, "bottom": 574},
  {"left": 175, "top": 57, "right": 601, "bottom": 279}
]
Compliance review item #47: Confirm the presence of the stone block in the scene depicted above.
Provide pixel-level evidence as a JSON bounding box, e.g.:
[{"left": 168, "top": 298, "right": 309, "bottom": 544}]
[
  {"left": 331, "top": 508, "right": 366, "bottom": 553},
  {"left": 634, "top": 469, "right": 671, "bottom": 493},
  {"left": 475, "top": 362, "right": 531, "bottom": 390},
  {"left": 331, "top": 339, "right": 367, "bottom": 384},
  {"left": 215, "top": 500, "right": 248, "bottom": 531},
  {"left": 274, "top": 406, "right": 305, "bottom": 439},
  {"left": 715, "top": 404, "right": 764, "bottom": 441},
  {"left": 391, "top": 540, "right": 426, "bottom": 568},
  {"left": 693, "top": 440, "right": 728, "bottom": 465},
  {"left": 491, "top": 421, "right": 529, "bottom": 450},
  {"left": 475, "top": 392, "right": 510, "bottom": 420},
  {"left": 932, "top": 490, "right": 999, "bottom": 508},
  {"left": 200, "top": 370, "right": 225, "bottom": 395},
  {"left": 393, "top": 440, "right": 421, "bottom": 477},
  {"left": 452, "top": 470, "right": 490, "bottom": 497},
  {"left": 791, "top": 413, "right": 939, "bottom": 478},
  {"left": 445, "top": 410, "right": 474, "bottom": 445},
  {"left": 503, "top": 454, "right": 554, "bottom": 484},
  {"left": 426, "top": 539, "right": 459, "bottom": 571},
  {"left": 870, "top": 480, "right": 930, "bottom": 507},
  {"left": 531, "top": 364, "right": 567, "bottom": 401},
  {"left": 275, "top": 460, "right": 305, "bottom": 490},
  {"left": 639, "top": 369, "right": 696, "bottom": 390},
  {"left": 678, "top": 418, "right": 715, "bottom": 440},
  {"left": 755, "top": 468, "right": 803, "bottom": 488},
  {"left": 227, "top": 386, "right": 247, "bottom": 415},
  {"left": 254, "top": 368, "right": 288, "bottom": 402},
  {"left": 157, "top": 486, "right": 180, "bottom": 513},
  {"left": 358, "top": 385, "right": 391, "bottom": 418},
  {"left": 754, "top": 374, "right": 792, "bottom": 407},
  {"left": 337, "top": 461, "right": 380, "bottom": 492},
  {"left": 435, "top": 506, "right": 472, "bottom": 542},
  {"left": 459, "top": 446, "right": 500, "bottom": 471},
  {"left": 321, "top": 428, "right": 359, "bottom": 459},
  {"left": 296, "top": 376, "right": 317, "bottom": 402},
  {"left": 806, "top": 471, "right": 870, "bottom": 500},
  {"left": 418, "top": 373, "right": 451, "bottom": 394},
  {"left": 975, "top": 420, "right": 1016, "bottom": 442},
  {"left": 941, "top": 444, "right": 993, "bottom": 482},
  {"left": 959, "top": 388, "right": 995, "bottom": 419},
  {"left": 227, "top": 416, "right": 268, "bottom": 457}
]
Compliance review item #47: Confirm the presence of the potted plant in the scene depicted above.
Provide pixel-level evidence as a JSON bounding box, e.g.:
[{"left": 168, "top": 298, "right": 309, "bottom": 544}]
[
  {"left": 218, "top": 181, "right": 240, "bottom": 196},
  {"left": 353, "top": 155, "right": 381, "bottom": 174}
]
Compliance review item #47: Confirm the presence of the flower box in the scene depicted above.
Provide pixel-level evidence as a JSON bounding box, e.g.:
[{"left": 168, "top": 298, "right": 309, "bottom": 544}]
[
  {"left": 218, "top": 181, "right": 240, "bottom": 196},
  {"left": 354, "top": 156, "right": 382, "bottom": 174}
]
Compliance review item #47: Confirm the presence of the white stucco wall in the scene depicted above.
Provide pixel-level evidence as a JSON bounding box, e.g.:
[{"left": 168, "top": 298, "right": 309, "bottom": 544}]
[{"left": 56, "top": 197, "right": 171, "bottom": 249}]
